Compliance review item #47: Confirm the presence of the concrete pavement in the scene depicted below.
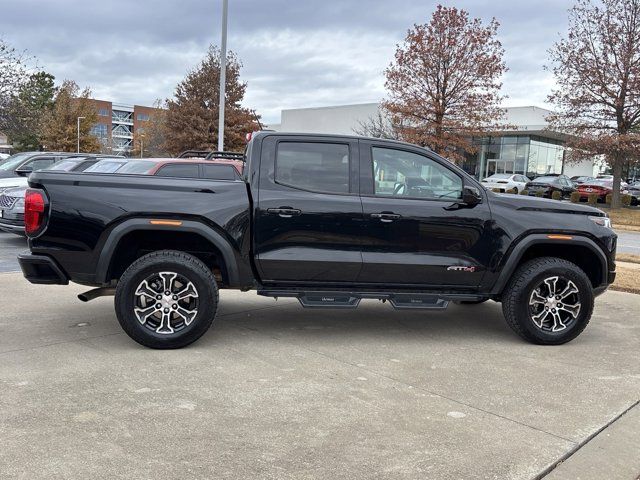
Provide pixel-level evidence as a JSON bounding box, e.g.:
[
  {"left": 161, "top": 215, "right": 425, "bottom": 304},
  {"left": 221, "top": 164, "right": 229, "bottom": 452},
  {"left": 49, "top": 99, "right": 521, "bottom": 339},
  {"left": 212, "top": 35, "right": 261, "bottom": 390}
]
[
  {"left": 617, "top": 230, "right": 640, "bottom": 255},
  {"left": 0, "top": 272, "right": 638, "bottom": 479}
]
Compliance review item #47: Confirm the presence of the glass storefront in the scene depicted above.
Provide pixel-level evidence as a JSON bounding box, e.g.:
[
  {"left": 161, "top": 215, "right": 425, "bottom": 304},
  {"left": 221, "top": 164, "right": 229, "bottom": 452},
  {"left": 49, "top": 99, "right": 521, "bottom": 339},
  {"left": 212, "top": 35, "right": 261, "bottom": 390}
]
[{"left": 462, "top": 135, "right": 566, "bottom": 180}]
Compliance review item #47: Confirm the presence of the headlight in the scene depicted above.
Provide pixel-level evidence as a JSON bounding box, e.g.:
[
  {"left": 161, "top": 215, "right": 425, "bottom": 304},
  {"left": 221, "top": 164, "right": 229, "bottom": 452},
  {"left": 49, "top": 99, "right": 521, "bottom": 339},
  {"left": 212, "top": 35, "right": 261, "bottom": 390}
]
[{"left": 589, "top": 216, "right": 611, "bottom": 228}]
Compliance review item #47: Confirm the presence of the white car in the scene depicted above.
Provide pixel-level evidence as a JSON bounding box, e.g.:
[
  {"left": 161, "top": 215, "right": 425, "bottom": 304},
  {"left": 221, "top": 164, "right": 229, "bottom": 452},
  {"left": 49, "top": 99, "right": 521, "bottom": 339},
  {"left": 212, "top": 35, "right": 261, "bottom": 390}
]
[
  {"left": 481, "top": 173, "right": 530, "bottom": 193},
  {"left": 0, "top": 153, "right": 10, "bottom": 161},
  {"left": 0, "top": 176, "right": 28, "bottom": 195}
]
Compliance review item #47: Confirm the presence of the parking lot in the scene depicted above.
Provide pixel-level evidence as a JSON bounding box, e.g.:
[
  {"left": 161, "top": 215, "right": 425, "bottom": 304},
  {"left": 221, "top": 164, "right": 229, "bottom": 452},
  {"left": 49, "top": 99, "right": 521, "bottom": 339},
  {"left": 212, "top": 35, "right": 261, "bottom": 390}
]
[{"left": 0, "top": 231, "right": 639, "bottom": 479}]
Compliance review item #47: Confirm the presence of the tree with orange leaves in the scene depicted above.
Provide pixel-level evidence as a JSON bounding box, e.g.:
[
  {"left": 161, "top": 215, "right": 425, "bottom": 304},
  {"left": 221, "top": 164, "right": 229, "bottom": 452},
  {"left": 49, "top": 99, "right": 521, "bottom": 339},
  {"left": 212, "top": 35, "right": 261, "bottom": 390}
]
[{"left": 383, "top": 5, "right": 508, "bottom": 164}]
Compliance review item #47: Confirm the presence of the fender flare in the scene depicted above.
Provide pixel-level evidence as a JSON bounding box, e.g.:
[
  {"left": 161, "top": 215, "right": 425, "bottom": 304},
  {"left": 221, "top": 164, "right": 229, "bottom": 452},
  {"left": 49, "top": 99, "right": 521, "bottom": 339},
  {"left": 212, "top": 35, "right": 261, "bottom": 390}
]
[
  {"left": 95, "top": 218, "right": 241, "bottom": 285},
  {"left": 490, "top": 234, "right": 609, "bottom": 295}
]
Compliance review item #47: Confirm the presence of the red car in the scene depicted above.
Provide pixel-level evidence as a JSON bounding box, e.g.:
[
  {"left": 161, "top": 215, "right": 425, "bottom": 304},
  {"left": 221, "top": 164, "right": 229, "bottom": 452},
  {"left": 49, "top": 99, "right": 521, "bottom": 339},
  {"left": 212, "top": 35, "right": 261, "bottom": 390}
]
[
  {"left": 576, "top": 179, "right": 622, "bottom": 202},
  {"left": 114, "top": 158, "right": 244, "bottom": 180}
]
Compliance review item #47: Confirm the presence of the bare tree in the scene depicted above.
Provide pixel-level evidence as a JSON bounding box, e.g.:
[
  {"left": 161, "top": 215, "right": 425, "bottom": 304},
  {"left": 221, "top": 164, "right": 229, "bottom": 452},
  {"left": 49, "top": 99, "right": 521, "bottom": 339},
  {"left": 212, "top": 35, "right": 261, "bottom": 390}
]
[
  {"left": 383, "top": 5, "right": 508, "bottom": 163},
  {"left": 352, "top": 109, "right": 403, "bottom": 140},
  {"left": 548, "top": 0, "right": 640, "bottom": 208}
]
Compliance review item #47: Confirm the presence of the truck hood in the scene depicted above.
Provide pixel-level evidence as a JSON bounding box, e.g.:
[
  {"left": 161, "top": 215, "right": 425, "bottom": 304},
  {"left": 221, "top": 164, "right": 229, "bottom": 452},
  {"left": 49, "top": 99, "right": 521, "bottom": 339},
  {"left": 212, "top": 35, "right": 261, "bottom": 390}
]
[{"left": 488, "top": 192, "right": 605, "bottom": 216}]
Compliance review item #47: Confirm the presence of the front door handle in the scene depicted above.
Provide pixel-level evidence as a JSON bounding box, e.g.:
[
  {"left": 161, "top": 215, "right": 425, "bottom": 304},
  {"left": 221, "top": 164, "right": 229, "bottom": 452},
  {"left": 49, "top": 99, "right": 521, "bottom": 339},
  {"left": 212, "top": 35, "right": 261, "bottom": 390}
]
[
  {"left": 371, "top": 212, "right": 401, "bottom": 223},
  {"left": 267, "top": 207, "right": 302, "bottom": 218}
]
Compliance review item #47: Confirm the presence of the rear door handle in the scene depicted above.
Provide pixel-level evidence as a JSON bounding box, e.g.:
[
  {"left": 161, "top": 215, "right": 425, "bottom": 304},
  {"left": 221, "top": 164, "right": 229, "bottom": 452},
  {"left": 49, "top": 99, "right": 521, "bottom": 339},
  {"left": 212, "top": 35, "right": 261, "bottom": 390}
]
[
  {"left": 267, "top": 207, "right": 302, "bottom": 218},
  {"left": 371, "top": 212, "right": 401, "bottom": 223}
]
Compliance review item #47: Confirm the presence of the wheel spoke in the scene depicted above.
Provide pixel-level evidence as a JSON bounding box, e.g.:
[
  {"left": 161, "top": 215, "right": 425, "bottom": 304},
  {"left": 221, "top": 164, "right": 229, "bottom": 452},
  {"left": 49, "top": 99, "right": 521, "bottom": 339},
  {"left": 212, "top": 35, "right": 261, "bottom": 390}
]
[
  {"left": 156, "top": 311, "right": 174, "bottom": 334},
  {"left": 160, "top": 272, "right": 178, "bottom": 293},
  {"left": 543, "top": 276, "right": 559, "bottom": 296},
  {"left": 134, "top": 305, "right": 159, "bottom": 325},
  {"left": 175, "top": 306, "right": 197, "bottom": 325},
  {"left": 135, "top": 280, "right": 159, "bottom": 300},
  {"left": 176, "top": 282, "right": 198, "bottom": 301},
  {"left": 550, "top": 311, "right": 567, "bottom": 332},
  {"left": 531, "top": 310, "right": 549, "bottom": 328},
  {"left": 530, "top": 290, "right": 547, "bottom": 305},
  {"left": 559, "top": 302, "right": 581, "bottom": 318},
  {"left": 558, "top": 281, "right": 579, "bottom": 300}
]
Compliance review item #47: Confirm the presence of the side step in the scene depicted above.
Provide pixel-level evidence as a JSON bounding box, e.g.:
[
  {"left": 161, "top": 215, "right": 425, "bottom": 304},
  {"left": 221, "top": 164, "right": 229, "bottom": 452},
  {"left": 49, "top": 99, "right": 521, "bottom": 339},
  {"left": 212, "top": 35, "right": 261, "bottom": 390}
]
[
  {"left": 258, "top": 290, "right": 453, "bottom": 310},
  {"left": 388, "top": 294, "right": 449, "bottom": 310}
]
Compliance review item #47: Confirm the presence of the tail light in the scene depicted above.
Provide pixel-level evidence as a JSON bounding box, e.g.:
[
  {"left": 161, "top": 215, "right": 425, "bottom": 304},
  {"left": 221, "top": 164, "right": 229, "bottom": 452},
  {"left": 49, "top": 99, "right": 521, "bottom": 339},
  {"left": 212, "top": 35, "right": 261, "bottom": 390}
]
[{"left": 25, "top": 189, "right": 48, "bottom": 236}]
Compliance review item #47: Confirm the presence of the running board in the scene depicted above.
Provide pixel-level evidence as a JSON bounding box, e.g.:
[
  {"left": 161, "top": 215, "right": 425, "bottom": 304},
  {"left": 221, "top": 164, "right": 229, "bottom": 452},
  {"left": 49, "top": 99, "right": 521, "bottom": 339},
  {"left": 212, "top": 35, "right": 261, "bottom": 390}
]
[{"left": 257, "top": 290, "right": 452, "bottom": 310}]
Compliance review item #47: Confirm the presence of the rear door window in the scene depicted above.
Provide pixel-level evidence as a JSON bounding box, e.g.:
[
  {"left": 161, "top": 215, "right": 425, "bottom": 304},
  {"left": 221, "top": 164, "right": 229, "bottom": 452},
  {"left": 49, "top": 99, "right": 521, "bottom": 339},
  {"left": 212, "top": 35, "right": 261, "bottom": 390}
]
[
  {"left": 155, "top": 163, "right": 200, "bottom": 178},
  {"left": 275, "top": 142, "right": 350, "bottom": 194},
  {"left": 28, "top": 158, "right": 56, "bottom": 171},
  {"left": 202, "top": 164, "right": 239, "bottom": 180}
]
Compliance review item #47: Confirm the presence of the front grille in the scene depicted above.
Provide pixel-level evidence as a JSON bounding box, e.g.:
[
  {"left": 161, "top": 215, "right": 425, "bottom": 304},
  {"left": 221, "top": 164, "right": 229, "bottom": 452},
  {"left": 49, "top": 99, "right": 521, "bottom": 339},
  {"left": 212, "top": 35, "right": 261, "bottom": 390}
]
[{"left": 0, "top": 195, "right": 17, "bottom": 209}]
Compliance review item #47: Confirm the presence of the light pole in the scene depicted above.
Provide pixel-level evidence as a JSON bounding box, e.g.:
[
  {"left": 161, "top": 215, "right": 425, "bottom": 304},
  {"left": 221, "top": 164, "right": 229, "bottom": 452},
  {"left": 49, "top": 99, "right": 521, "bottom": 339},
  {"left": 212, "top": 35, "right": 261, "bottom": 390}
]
[
  {"left": 77, "top": 116, "right": 85, "bottom": 153},
  {"left": 217, "top": 0, "right": 228, "bottom": 152},
  {"left": 139, "top": 134, "right": 145, "bottom": 158}
]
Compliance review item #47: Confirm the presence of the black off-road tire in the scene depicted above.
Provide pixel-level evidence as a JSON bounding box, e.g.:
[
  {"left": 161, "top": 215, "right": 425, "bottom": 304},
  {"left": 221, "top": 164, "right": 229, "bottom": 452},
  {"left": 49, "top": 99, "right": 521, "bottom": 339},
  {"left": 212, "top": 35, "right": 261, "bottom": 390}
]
[
  {"left": 115, "top": 250, "right": 218, "bottom": 349},
  {"left": 502, "top": 257, "right": 594, "bottom": 345}
]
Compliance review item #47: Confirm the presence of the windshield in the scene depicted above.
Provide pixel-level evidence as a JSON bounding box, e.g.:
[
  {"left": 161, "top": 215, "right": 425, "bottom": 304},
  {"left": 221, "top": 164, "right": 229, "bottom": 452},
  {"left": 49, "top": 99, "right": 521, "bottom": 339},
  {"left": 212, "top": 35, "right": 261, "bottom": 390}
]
[
  {"left": 116, "top": 161, "right": 157, "bottom": 175},
  {"left": 84, "top": 161, "right": 127, "bottom": 173},
  {"left": 0, "top": 153, "right": 32, "bottom": 171}
]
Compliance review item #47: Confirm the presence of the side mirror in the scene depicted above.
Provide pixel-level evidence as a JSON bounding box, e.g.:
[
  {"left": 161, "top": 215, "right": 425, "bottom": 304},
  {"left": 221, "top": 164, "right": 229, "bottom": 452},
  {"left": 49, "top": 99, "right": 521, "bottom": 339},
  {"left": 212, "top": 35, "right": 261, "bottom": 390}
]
[
  {"left": 15, "top": 165, "right": 33, "bottom": 177},
  {"left": 462, "top": 185, "right": 482, "bottom": 207},
  {"left": 444, "top": 185, "right": 482, "bottom": 211}
]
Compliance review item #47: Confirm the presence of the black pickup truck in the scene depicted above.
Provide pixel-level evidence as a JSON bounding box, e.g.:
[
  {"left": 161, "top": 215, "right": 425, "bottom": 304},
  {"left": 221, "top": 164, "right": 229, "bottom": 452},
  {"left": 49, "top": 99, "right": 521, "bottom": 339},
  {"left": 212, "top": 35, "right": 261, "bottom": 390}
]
[{"left": 19, "top": 132, "right": 617, "bottom": 348}]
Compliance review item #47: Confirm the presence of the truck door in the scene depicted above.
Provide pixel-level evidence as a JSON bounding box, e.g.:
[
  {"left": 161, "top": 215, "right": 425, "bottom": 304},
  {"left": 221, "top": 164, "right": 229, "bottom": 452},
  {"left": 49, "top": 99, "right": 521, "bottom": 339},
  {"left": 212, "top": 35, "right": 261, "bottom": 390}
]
[
  {"left": 357, "top": 141, "right": 492, "bottom": 288},
  {"left": 254, "top": 136, "right": 363, "bottom": 283}
]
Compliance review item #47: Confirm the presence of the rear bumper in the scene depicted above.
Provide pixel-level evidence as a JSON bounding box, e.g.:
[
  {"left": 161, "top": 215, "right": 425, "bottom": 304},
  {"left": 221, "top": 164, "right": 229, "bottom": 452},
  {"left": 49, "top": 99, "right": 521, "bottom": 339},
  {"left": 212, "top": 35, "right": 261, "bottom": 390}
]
[
  {"left": 18, "top": 252, "right": 69, "bottom": 285},
  {"left": 0, "top": 219, "right": 25, "bottom": 235}
]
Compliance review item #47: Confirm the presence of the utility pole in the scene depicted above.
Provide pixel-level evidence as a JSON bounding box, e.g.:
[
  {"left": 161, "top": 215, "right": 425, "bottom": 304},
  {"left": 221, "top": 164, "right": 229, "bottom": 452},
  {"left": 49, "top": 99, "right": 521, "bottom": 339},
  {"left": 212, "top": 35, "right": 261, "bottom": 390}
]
[
  {"left": 77, "top": 116, "right": 85, "bottom": 153},
  {"left": 217, "top": 0, "right": 228, "bottom": 152}
]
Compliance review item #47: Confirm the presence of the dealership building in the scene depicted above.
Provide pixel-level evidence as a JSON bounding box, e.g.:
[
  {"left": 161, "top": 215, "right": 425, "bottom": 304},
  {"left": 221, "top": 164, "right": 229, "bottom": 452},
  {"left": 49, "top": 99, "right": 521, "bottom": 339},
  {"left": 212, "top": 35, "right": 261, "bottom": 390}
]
[
  {"left": 87, "top": 99, "right": 159, "bottom": 155},
  {"left": 271, "top": 103, "right": 597, "bottom": 180}
]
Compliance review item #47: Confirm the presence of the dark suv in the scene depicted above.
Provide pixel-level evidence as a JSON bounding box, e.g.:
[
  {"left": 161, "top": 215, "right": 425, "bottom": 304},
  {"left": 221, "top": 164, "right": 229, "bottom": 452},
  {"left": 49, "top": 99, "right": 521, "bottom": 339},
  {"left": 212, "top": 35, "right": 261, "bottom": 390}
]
[{"left": 0, "top": 152, "right": 69, "bottom": 179}]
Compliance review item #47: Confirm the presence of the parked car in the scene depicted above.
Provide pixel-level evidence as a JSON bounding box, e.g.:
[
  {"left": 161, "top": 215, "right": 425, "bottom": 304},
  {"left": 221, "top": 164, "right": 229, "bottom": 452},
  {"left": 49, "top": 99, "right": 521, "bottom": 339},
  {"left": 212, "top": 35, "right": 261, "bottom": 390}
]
[
  {"left": 85, "top": 158, "right": 243, "bottom": 180},
  {"left": 0, "top": 153, "right": 10, "bottom": 161},
  {"left": 0, "top": 152, "right": 68, "bottom": 180},
  {"left": 0, "top": 185, "right": 26, "bottom": 235},
  {"left": 46, "top": 156, "right": 120, "bottom": 173},
  {"left": 179, "top": 150, "right": 245, "bottom": 175},
  {"left": 627, "top": 182, "right": 640, "bottom": 206},
  {"left": 146, "top": 159, "right": 242, "bottom": 180},
  {"left": 82, "top": 158, "right": 132, "bottom": 174},
  {"left": 525, "top": 175, "right": 575, "bottom": 198},
  {"left": 481, "top": 173, "right": 530, "bottom": 193},
  {"left": 570, "top": 176, "right": 595, "bottom": 185},
  {"left": 20, "top": 132, "right": 616, "bottom": 349},
  {"left": 576, "top": 179, "right": 628, "bottom": 203}
]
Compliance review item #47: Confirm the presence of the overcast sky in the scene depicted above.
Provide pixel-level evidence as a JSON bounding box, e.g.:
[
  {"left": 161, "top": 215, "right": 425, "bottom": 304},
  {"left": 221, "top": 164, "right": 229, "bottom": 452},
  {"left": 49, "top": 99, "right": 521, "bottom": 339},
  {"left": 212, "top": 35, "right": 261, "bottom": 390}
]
[{"left": 1, "top": 0, "right": 573, "bottom": 124}]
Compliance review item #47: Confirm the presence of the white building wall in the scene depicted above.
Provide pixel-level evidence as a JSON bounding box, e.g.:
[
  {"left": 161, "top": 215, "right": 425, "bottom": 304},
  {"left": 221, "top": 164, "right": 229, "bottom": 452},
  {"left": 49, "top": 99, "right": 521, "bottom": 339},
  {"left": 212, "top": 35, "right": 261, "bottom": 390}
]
[{"left": 280, "top": 103, "right": 380, "bottom": 135}]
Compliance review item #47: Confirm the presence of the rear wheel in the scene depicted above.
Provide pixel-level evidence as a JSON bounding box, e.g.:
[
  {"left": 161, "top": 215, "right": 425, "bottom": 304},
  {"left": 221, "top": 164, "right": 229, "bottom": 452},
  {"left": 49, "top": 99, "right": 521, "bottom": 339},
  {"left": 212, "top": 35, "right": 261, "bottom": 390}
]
[
  {"left": 115, "top": 250, "right": 218, "bottom": 349},
  {"left": 502, "top": 257, "right": 594, "bottom": 345}
]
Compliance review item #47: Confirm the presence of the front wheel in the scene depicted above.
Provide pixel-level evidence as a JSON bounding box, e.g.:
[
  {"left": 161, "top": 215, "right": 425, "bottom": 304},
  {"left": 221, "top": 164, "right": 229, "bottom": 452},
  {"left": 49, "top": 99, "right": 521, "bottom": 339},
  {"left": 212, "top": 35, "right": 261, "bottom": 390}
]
[
  {"left": 502, "top": 257, "right": 594, "bottom": 345},
  {"left": 115, "top": 250, "right": 219, "bottom": 349}
]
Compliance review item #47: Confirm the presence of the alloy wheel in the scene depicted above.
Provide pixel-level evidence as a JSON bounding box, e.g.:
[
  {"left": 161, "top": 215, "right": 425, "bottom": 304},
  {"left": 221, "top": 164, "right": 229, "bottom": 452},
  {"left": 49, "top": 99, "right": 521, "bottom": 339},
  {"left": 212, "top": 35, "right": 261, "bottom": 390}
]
[
  {"left": 133, "top": 271, "right": 199, "bottom": 335},
  {"left": 528, "top": 276, "right": 581, "bottom": 332}
]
